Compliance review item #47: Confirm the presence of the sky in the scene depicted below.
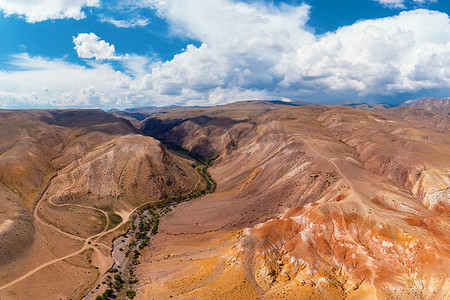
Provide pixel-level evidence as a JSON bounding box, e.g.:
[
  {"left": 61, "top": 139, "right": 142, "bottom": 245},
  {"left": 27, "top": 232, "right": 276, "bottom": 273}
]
[{"left": 0, "top": 0, "right": 449, "bottom": 109}]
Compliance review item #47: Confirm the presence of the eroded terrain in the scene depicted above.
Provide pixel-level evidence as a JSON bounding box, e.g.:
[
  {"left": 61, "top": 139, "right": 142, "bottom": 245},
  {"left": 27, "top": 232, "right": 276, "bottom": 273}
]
[
  {"left": 0, "top": 100, "right": 449, "bottom": 299},
  {"left": 136, "top": 102, "right": 449, "bottom": 299}
]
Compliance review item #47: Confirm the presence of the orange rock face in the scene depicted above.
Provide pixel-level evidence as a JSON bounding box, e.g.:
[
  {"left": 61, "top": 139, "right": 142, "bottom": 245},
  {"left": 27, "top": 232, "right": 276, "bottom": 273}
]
[{"left": 137, "top": 103, "right": 449, "bottom": 299}]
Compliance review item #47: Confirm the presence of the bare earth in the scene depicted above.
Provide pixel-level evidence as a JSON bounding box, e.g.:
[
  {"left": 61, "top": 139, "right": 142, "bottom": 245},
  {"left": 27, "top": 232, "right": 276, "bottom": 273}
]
[
  {"left": 0, "top": 101, "right": 449, "bottom": 299},
  {"left": 0, "top": 110, "right": 198, "bottom": 299},
  {"left": 136, "top": 103, "right": 449, "bottom": 299}
]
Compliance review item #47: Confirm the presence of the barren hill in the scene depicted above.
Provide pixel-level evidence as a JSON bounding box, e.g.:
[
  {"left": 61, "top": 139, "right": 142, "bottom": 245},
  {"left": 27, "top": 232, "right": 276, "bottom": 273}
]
[
  {"left": 136, "top": 103, "right": 449, "bottom": 299},
  {"left": 0, "top": 109, "right": 198, "bottom": 299},
  {"left": 0, "top": 103, "right": 448, "bottom": 299},
  {"left": 400, "top": 97, "right": 450, "bottom": 115}
]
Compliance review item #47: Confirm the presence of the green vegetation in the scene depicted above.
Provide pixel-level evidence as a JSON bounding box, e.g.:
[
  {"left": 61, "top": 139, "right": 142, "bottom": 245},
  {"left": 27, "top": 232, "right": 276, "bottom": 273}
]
[
  {"left": 112, "top": 280, "right": 122, "bottom": 292},
  {"left": 150, "top": 211, "right": 159, "bottom": 235},
  {"left": 137, "top": 156, "right": 217, "bottom": 214},
  {"left": 195, "top": 157, "right": 217, "bottom": 193},
  {"left": 130, "top": 155, "right": 217, "bottom": 251},
  {"left": 104, "top": 289, "right": 113, "bottom": 297},
  {"left": 133, "top": 250, "right": 140, "bottom": 259},
  {"left": 109, "top": 213, "right": 123, "bottom": 228},
  {"left": 95, "top": 288, "right": 114, "bottom": 300},
  {"left": 128, "top": 278, "right": 139, "bottom": 284},
  {"left": 108, "top": 150, "right": 218, "bottom": 299},
  {"left": 126, "top": 290, "right": 136, "bottom": 299},
  {"left": 114, "top": 274, "right": 123, "bottom": 282}
]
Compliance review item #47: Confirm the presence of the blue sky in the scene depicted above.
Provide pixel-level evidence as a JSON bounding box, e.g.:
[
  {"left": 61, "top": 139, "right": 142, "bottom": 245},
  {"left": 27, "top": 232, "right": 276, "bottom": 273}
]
[{"left": 0, "top": 0, "right": 449, "bottom": 109}]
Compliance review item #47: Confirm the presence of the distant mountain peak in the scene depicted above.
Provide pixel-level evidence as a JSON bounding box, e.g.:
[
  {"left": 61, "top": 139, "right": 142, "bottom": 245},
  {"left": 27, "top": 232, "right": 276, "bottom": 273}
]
[{"left": 399, "top": 97, "right": 450, "bottom": 115}]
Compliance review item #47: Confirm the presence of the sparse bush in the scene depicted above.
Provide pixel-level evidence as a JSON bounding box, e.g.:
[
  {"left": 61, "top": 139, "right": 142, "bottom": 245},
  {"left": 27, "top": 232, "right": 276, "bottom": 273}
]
[
  {"left": 102, "top": 288, "right": 113, "bottom": 298},
  {"left": 126, "top": 290, "right": 137, "bottom": 299},
  {"left": 128, "top": 278, "right": 139, "bottom": 284},
  {"left": 112, "top": 280, "right": 122, "bottom": 292},
  {"left": 113, "top": 274, "right": 123, "bottom": 282}
]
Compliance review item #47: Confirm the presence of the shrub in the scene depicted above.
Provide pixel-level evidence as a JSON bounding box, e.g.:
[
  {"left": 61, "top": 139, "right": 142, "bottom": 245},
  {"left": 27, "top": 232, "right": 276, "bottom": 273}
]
[
  {"left": 112, "top": 280, "right": 122, "bottom": 292},
  {"left": 128, "top": 278, "right": 139, "bottom": 284},
  {"left": 113, "top": 274, "right": 122, "bottom": 282},
  {"left": 102, "top": 289, "right": 113, "bottom": 298},
  {"left": 126, "top": 290, "right": 137, "bottom": 299}
]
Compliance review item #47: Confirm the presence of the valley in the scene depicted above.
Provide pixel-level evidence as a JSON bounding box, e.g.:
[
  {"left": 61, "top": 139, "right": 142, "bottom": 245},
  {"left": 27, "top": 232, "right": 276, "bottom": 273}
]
[{"left": 0, "top": 99, "right": 448, "bottom": 299}]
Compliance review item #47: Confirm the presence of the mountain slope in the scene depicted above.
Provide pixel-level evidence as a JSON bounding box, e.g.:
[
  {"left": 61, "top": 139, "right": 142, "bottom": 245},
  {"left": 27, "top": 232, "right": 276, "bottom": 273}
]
[
  {"left": 0, "top": 104, "right": 448, "bottom": 299},
  {"left": 0, "top": 110, "right": 199, "bottom": 300},
  {"left": 135, "top": 105, "right": 450, "bottom": 299},
  {"left": 400, "top": 97, "right": 450, "bottom": 115}
]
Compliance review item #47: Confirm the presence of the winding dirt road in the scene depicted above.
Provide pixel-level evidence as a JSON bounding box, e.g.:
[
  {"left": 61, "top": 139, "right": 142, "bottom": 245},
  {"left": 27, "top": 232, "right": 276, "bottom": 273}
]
[
  {"left": 0, "top": 149, "right": 204, "bottom": 294},
  {"left": 0, "top": 162, "right": 132, "bottom": 292}
]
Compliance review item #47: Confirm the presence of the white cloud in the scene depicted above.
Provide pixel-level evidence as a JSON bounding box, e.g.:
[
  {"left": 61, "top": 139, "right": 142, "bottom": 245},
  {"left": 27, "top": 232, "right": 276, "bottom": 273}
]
[
  {"left": 0, "top": 53, "right": 144, "bottom": 109},
  {"left": 0, "top": 52, "right": 267, "bottom": 109},
  {"left": 138, "top": 2, "right": 450, "bottom": 102},
  {"left": 137, "top": 0, "right": 314, "bottom": 102},
  {"left": 374, "top": 0, "right": 437, "bottom": 9},
  {"left": 2, "top": 1, "right": 450, "bottom": 109},
  {"left": 0, "top": 0, "right": 99, "bottom": 22},
  {"left": 375, "top": 0, "right": 407, "bottom": 8},
  {"left": 73, "top": 33, "right": 121, "bottom": 60},
  {"left": 277, "top": 9, "right": 450, "bottom": 95},
  {"left": 99, "top": 16, "right": 150, "bottom": 28}
]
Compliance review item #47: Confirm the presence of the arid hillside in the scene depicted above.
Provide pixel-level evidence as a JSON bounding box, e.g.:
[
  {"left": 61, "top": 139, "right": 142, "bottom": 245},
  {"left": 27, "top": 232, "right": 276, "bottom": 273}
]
[
  {"left": 0, "top": 109, "right": 199, "bottom": 299},
  {"left": 400, "top": 97, "right": 450, "bottom": 115},
  {"left": 0, "top": 101, "right": 448, "bottom": 300},
  {"left": 136, "top": 102, "right": 449, "bottom": 299},
  {"left": 140, "top": 101, "right": 290, "bottom": 158}
]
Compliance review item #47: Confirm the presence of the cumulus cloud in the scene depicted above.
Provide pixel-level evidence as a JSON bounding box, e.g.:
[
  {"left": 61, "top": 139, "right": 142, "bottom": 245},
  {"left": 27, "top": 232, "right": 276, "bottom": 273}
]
[
  {"left": 137, "top": 0, "right": 314, "bottom": 103},
  {"left": 0, "top": 53, "right": 211, "bottom": 109},
  {"left": 99, "top": 15, "right": 150, "bottom": 28},
  {"left": 0, "top": 53, "right": 137, "bottom": 108},
  {"left": 0, "top": 0, "right": 99, "bottom": 22},
  {"left": 137, "top": 1, "right": 450, "bottom": 103},
  {"left": 73, "top": 33, "right": 121, "bottom": 60},
  {"left": 276, "top": 9, "right": 450, "bottom": 95},
  {"left": 2, "top": 1, "right": 450, "bottom": 109},
  {"left": 374, "top": 0, "right": 437, "bottom": 9}
]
